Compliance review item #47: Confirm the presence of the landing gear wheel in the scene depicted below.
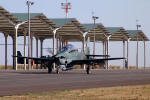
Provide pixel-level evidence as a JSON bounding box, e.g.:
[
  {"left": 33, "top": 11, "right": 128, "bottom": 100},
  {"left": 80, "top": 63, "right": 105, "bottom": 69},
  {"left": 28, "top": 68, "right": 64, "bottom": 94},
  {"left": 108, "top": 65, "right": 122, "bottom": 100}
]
[
  {"left": 56, "top": 68, "right": 59, "bottom": 74},
  {"left": 56, "top": 65, "right": 60, "bottom": 74},
  {"left": 48, "top": 66, "right": 52, "bottom": 73},
  {"left": 86, "top": 65, "right": 90, "bottom": 74}
]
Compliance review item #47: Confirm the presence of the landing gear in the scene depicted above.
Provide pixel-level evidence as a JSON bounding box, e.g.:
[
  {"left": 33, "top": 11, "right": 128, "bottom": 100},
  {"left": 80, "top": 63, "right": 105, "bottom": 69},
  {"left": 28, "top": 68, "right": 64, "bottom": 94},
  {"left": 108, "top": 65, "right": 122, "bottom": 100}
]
[
  {"left": 92, "top": 64, "right": 95, "bottom": 69},
  {"left": 56, "top": 66, "right": 60, "bottom": 74},
  {"left": 86, "top": 65, "right": 90, "bottom": 74},
  {"left": 47, "top": 58, "right": 61, "bottom": 74},
  {"left": 47, "top": 61, "right": 53, "bottom": 74},
  {"left": 48, "top": 66, "right": 52, "bottom": 73},
  {"left": 47, "top": 64, "right": 60, "bottom": 74}
]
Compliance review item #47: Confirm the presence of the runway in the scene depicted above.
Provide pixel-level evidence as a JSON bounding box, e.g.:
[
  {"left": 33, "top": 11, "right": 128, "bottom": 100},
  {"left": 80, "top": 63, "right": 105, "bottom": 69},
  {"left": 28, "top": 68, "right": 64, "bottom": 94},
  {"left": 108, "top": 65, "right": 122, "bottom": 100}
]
[{"left": 0, "top": 69, "right": 150, "bottom": 96}]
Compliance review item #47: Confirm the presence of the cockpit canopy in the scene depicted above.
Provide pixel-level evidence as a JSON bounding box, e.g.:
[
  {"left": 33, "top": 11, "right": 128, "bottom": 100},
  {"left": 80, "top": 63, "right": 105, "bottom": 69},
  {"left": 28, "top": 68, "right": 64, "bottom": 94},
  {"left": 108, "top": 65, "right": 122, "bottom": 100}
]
[{"left": 59, "top": 44, "right": 78, "bottom": 53}]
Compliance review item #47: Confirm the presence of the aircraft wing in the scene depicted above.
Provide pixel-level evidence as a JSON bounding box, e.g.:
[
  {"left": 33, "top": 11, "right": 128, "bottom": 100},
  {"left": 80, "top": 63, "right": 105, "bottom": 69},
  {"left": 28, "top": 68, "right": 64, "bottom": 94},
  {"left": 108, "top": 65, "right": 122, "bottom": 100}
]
[
  {"left": 14, "top": 51, "right": 56, "bottom": 61},
  {"left": 86, "top": 55, "right": 110, "bottom": 57},
  {"left": 69, "top": 57, "right": 125, "bottom": 65},
  {"left": 15, "top": 56, "right": 52, "bottom": 61}
]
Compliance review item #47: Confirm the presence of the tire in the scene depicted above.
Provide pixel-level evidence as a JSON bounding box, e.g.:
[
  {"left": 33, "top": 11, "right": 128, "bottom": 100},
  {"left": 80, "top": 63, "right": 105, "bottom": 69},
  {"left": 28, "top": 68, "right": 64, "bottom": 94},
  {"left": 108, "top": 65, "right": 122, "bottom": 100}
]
[
  {"left": 48, "top": 66, "right": 52, "bottom": 73},
  {"left": 56, "top": 68, "right": 59, "bottom": 74},
  {"left": 86, "top": 65, "right": 90, "bottom": 74}
]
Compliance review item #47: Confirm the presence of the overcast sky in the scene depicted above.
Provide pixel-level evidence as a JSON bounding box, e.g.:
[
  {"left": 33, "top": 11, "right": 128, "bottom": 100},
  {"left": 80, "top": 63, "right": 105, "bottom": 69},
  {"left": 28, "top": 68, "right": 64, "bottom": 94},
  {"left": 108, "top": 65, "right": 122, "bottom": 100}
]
[{"left": 0, "top": 0, "right": 149, "bottom": 67}]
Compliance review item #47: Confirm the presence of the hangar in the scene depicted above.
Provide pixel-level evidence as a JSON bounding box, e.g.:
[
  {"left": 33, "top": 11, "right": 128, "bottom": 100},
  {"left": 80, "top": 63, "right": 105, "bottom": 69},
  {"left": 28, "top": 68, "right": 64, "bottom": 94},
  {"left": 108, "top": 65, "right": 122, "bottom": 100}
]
[{"left": 0, "top": 6, "right": 149, "bottom": 70}]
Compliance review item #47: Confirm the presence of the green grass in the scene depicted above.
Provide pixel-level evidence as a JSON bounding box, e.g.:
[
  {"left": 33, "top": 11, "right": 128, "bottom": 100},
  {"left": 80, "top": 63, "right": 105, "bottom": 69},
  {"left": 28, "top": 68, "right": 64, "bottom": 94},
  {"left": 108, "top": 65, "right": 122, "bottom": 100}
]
[{"left": 1, "top": 84, "right": 150, "bottom": 100}]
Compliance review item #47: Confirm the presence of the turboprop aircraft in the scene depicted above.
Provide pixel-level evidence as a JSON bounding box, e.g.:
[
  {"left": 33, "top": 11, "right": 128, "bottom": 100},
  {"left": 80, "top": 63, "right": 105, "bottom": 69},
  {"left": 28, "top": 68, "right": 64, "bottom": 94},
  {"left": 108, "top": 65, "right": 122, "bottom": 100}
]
[{"left": 16, "top": 43, "right": 124, "bottom": 74}]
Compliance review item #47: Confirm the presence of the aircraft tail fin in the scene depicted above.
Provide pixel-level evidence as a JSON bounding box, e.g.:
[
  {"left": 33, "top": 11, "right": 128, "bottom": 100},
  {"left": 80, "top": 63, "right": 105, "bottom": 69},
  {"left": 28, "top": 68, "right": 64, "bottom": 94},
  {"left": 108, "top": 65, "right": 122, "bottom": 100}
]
[
  {"left": 85, "top": 37, "right": 90, "bottom": 55},
  {"left": 17, "top": 51, "right": 24, "bottom": 64},
  {"left": 17, "top": 51, "right": 22, "bottom": 57}
]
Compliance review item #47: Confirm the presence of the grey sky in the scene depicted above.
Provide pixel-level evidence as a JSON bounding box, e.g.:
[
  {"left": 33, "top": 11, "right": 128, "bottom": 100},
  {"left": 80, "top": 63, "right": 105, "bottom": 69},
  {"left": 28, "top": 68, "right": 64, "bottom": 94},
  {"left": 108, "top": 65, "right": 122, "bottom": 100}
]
[{"left": 0, "top": 0, "right": 149, "bottom": 67}]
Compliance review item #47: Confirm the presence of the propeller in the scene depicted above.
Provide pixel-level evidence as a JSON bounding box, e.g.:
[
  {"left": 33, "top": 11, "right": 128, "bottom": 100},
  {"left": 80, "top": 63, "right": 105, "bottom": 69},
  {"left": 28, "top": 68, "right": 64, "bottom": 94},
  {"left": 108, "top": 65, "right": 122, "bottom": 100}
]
[{"left": 42, "top": 48, "right": 53, "bottom": 56}]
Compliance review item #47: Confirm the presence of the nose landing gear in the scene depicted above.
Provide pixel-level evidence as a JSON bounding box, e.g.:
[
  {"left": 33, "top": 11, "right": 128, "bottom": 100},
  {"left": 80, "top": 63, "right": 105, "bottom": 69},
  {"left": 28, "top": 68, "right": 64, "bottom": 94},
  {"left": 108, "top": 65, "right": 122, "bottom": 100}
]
[{"left": 56, "top": 66, "right": 60, "bottom": 74}]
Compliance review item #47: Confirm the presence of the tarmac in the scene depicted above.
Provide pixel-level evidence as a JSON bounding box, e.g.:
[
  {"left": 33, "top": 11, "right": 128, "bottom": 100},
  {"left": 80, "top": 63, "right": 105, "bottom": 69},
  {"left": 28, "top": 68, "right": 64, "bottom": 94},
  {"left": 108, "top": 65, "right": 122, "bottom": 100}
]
[{"left": 0, "top": 69, "right": 150, "bottom": 96}]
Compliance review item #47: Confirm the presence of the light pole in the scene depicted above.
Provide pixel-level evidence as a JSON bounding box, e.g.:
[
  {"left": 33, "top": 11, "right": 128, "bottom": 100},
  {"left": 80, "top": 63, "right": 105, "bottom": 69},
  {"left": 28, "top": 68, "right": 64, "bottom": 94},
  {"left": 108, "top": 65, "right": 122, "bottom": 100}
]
[
  {"left": 27, "top": 1, "right": 34, "bottom": 69},
  {"left": 92, "top": 16, "right": 99, "bottom": 55},
  {"left": 61, "top": 0, "right": 72, "bottom": 18}
]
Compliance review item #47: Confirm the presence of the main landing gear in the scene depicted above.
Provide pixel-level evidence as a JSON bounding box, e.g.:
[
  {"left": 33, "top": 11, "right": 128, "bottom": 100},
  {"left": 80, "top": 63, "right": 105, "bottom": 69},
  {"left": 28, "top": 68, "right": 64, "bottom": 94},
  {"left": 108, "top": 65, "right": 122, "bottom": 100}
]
[
  {"left": 86, "top": 65, "right": 90, "bottom": 74},
  {"left": 56, "top": 66, "right": 60, "bottom": 74},
  {"left": 48, "top": 66, "right": 52, "bottom": 73},
  {"left": 48, "top": 65, "right": 60, "bottom": 74}
]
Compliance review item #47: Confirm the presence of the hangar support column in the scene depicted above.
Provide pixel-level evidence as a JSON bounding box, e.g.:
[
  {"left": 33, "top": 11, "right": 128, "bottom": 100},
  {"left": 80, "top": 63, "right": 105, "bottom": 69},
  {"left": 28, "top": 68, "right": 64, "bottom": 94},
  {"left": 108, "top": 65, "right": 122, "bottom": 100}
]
[
  {"left": 12, "top": 29, "right": 17, "bottom": 70},
  {"left": 106, "top": 40, "right": 108, "bottom": 69},
  {"left": 53, "top": 32, "right": 55, "bottom": 55},
  {"left": 59, "top": 38, "right": 62, "bottom": 51},
  {"left": 53, "top": 28, "right": 59, "bottom": 71},
  {"left": 40, "top": 39, "right": 43, "bottom": 58},
  {"left": 106, "top": 35, "right": 111, "bottom": 69},
  {"left": 12, "top": 36, "right": 15, "bottom": 69},
  {"left": 4, "top": 33, "right": 8, "bottom": 70},
  {"left": 83, "top": 37, "right": 86, "bottom": 70},
  {"left": 104, "top": 39, "right": 108, "bottom": 69},
  {"left": 104, "top": 40, "right": 107, "bottom": 69},
  {"left": 30, "top": 35, "right": 33, "bottom": 69},
  {"left": 53, "top": 28, "right": 59, "bottom": 55},
  {"left": 31, "top": 35, "right": 33, "bottom": 57},
  {"left": 82, "top": 32, "right": 88, "bottom": 53},
  {"left": 144, "top": 41, "right": 146, "bottom": 69},
  {"left": 102, "top": 41, "right": 106, "bottom": 69},
  {"left": 82, "top": 39, "right": 85, "bottom": 52},
  {"left": 83, "top": 32, "right": 88, "bottom": 70},
  {"left": 14, "top": 21, "right": 27, "bottom": 70},
  {"left": 126, "top": 38, "right": 130, "bottom": 69},
  {"left": 136, "top": 35, "right": 139, "bottom": 69},
  {"left": 103, "top": 41, "right": 105, "bottom": 56},
  {"left": 56, "top": 38, "right": 59, "bottom": 53},
  {"left": 36, "top": 37, "right": 39, "bottom": 69},
  {"left": 24, "top": 31, "right": 27, "bottom": 70},
  {"left": 62, "top": 41, "right": 64, "bottom": 47},
  {"left": 14, "top": 26, "right": 18, "bottom": 70},
  {"left": 123, "top": 40, "right": 125, "bottom": 69},
  {"left": 40, "top": 38, "right": 43, "bottom": 69}
]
